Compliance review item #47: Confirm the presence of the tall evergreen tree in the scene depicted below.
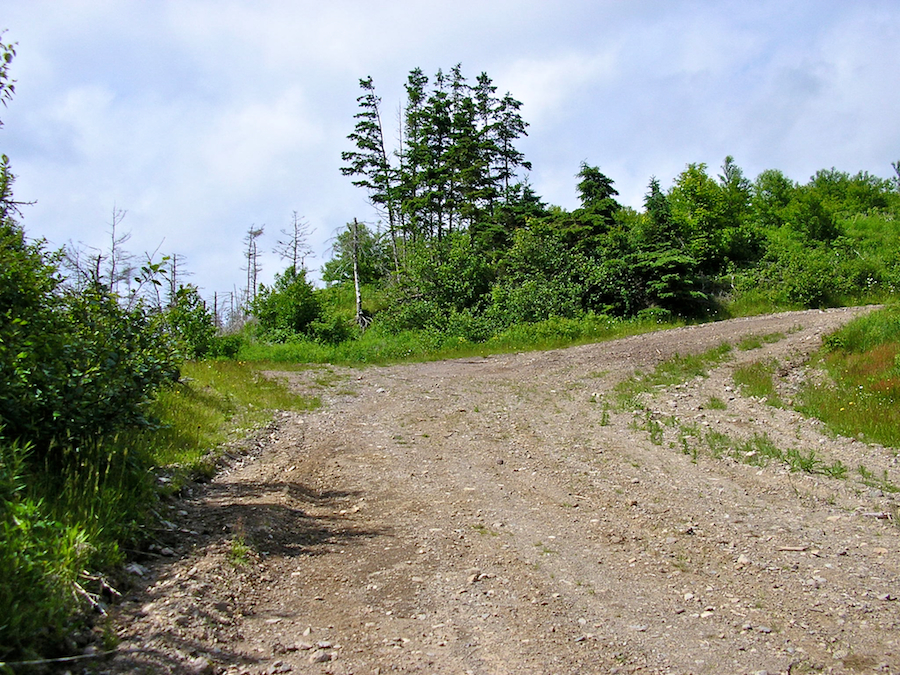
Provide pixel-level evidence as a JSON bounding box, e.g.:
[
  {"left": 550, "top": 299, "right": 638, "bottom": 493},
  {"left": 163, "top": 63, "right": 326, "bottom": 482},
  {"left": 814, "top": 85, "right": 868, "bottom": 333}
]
[
  {"left": 341, "top": 77, "right": 400, "bottom": 267},
  {"left": 344, "top": 65, "right": 535, "bottom": 267}
]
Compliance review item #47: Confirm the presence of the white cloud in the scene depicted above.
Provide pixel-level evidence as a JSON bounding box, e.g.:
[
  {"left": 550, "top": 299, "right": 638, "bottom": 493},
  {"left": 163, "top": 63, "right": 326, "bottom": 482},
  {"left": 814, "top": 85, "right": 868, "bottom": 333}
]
[{"left": 2, "top": 0, "right": 900, "bottom": 295}]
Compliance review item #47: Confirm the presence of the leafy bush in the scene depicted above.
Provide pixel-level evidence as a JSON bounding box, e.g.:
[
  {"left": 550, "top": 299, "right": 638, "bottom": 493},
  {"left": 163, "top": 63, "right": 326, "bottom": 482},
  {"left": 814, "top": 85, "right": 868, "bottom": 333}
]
[
  {"left": 207, "top": 333, "right": 244, "bottom": 358},
  {"left": 250, "top": 266, "right": 321, "bottom": 337},
  {"left": 309, "top": 311, "right": 355, "bottom": 345},
  {"left": 163, "top": 285, "right": 216, "bottom": 358},
  {"left": 1, "top": 221, "right": 180, "bottom": 458}
]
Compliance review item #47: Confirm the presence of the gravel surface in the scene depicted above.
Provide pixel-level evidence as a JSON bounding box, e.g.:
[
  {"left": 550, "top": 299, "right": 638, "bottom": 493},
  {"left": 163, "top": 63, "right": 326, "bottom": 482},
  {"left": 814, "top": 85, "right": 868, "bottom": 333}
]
[{"left": 106, "top": 307, "right": 900, "bottom": 675}]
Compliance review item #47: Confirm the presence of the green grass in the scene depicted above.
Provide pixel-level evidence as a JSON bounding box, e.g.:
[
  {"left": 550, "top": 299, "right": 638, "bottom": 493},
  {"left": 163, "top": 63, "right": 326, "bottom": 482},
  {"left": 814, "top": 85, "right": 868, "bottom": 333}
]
[
  {"left": 738, "top": 332, "right": 785, "bottom": 351},
  {"left": 733, "top": 359, "right": 784, "bottom": 407},
  {"left": 688, "top": 429, "right": 847, "bottom": 477},
  {"left": 705, "top": 396, "right": 727, "bottom": 410},
  {"left": 0, "top": 361, "right": 317, "bottom": 662},
  {"left": 145, "top": 360, "right": 319, "bottom": 469},
  {"left": 237, "top": 312, "right": 686, "bottom": 366},
  {"left": 857, "top": 465, "right": 900, "bottom": 493},
  {"left": 797, "top": 305, "right": 900, "bottom": 448},
  {"left": 614, "top": 342, "right": 733, "bottom": 410}
]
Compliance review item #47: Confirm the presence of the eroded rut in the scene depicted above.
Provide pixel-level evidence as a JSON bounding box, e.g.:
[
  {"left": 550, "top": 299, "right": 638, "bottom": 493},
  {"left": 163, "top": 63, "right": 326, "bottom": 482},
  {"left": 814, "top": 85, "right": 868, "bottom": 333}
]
[{"left": 109, "top": 308, "right": 900, "bottom": 675}]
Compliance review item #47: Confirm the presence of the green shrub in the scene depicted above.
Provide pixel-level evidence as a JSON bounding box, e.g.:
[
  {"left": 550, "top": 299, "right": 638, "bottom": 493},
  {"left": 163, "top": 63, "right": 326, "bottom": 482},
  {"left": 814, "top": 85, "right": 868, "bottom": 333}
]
[
  {"left": 309, "top": 311, "right": 356, "bottom": 345},
  {"left": 163, "top": 285, "right": 216, "bottom": 358},
  {"left": 207, "top": 333, "right": 244, "bottom": 358},
  {"left": 250, "top": 266, "right": 321, "bottom": 336},
  {"left": 1, "top": 257, "right": 180, "bottom": 460}
]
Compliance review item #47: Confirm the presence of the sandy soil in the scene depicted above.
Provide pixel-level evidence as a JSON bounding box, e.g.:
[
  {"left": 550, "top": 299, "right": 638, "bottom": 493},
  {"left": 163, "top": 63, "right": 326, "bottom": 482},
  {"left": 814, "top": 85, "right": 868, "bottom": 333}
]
[{"left": 104, "top": 307, "right": 900, "bottom": 675}]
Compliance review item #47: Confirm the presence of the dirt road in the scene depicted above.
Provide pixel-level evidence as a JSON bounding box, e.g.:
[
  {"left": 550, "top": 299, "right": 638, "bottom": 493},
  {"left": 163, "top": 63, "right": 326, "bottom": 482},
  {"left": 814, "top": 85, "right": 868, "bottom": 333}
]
[{"left": 110, "top": 307, "right": 900, "bottom": 675}]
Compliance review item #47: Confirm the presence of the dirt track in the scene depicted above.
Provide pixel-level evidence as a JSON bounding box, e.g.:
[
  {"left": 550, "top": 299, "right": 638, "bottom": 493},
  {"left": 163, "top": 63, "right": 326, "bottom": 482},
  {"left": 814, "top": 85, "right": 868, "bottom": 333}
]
[{"left": 109, "top": 307, "right": 900, "bottom": 675}]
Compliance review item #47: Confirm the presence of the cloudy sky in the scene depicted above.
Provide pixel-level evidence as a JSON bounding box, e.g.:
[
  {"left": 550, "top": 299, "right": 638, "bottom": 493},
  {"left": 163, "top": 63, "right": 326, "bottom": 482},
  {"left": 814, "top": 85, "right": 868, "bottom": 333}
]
[{"left": 2, "top": 1, "right": 899, "bottom": 298}]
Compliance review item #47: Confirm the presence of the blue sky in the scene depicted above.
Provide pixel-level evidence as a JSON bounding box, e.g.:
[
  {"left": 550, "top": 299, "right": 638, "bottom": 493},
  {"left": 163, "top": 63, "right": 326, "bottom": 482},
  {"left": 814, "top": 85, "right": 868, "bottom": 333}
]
[{"left": 2, "top": 1, "right": 899, "bottom": 298}]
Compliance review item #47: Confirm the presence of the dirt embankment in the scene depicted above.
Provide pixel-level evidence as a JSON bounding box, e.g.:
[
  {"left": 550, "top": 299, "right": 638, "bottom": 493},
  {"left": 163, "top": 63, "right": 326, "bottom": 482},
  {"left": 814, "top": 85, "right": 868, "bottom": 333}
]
[{"left": 107, "top": 307, "right": 900, "bottom": 675}]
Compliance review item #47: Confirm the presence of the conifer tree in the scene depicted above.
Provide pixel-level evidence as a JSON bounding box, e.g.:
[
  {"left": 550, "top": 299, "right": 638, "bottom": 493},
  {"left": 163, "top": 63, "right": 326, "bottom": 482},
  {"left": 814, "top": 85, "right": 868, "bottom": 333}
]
[{"left": 341, "top": 77, "right": 400, "bottom": 267}]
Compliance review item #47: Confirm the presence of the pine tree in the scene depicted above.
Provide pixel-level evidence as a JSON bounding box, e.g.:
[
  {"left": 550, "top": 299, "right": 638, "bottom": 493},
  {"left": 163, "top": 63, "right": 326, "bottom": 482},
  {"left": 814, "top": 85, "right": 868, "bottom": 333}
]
[{"left": 341, "top": 77, "right": 401, "bottom": 267}]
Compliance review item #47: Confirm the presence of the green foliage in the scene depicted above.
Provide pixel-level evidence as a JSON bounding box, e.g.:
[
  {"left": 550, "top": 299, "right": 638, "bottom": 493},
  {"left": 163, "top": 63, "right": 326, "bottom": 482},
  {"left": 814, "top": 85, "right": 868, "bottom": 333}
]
[
  {"left": 381, "top": 233, "right": 493, "bottom": 333},
  {"left": 250, "top": 266, "right": 321, "bottom": 339},
  {"left": 163, "top": 285, "right": 216, "bottom": 359},
  {"left": 798, "top": 305, "right": 900, "bottom": 447},
  {"left": 0, "top": 239, "right": 180, "bottom": 458},
  {"left": 668, "top": 162, "right": 730, "bottom": 273},
  {"left": 489, "top": 226, "right": 594, "bottom": 324},
  {"left": 321, "top": 221, "right": 392, "bottom": 285}
]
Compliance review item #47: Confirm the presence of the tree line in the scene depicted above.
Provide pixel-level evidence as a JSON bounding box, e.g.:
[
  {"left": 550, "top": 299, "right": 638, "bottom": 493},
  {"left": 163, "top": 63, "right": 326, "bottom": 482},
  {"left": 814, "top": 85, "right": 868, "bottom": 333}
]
[{"left": 247, "top": 64, "right": 899, "bottom": 346}]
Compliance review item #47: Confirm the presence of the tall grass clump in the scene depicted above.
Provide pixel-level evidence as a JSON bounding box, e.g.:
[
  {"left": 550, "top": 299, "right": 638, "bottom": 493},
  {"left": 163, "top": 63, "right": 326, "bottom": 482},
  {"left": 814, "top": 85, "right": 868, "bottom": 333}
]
[
  {"left": 0, "top": 441, "right": 92, "bottom": 661},
  {"left": 798, "top": 305, "right": 900, "bottom": 447}
]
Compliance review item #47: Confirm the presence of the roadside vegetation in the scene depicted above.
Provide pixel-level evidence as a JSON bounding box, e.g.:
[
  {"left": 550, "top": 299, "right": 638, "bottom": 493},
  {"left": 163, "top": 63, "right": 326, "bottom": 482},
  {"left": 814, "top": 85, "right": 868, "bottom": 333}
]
[
  {"left": 2, "top": 44, "right": 900, "bottom": 664},
  {"left": 798, "top": 305, "right": 900, "bottom": 449}
]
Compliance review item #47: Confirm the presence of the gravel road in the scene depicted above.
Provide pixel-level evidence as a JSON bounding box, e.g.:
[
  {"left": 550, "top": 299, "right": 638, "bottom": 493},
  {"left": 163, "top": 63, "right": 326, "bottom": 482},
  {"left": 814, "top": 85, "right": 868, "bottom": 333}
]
[{"left": 108, "top": 307, "right": 900, "bottom": 675}]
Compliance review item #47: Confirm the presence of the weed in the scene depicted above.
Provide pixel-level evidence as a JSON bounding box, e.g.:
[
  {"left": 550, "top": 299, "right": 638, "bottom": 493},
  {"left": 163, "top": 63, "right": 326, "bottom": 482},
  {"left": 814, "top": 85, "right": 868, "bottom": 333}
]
[
  {"left": 705, "top": 396, "right": 727, "bottom": 410},
  {"left": 733, "top": 360, "right": 783, "bottom": 406},
  {"left": 228, "top": 519, "right": 252, "bottom": 567},
  {"left": 785, "top": 448, "right": 823, "bottom": 474},
  {"left": 472, "top": 524, "right": 498, "bottom": 536},
  {"left": 678, "top": 427, "right": 700, "bottom": 462},
  {"left": 534, "top": 542, "right": 557, "bottom": 555},
  {"left": 857, "top": 465, "right": 900, "bottom": 493},
  {"left": 705, "top": 431, "right": 731, "bottom": 459}
]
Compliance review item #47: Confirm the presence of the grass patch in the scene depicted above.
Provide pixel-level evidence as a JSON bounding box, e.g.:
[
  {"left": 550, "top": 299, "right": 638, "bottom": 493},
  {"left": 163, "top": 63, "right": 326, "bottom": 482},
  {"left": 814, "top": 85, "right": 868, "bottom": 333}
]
[
  {"left": 797, "top": 305, "right": 900, "bottom": 448},
  {"left": 614, "top": 342, "right": 733, "bottom": 410},
  {"left": 237, "top": 313, "right": 686, "bottom": 366},
  {"left": 738, "top": 332, "right": 785, "bottom": 351},
  {"left": 705, "top": 396, "right": 727, "bottom": 410},
  {"left": 733, "top": 360, "right": 784, "bottom": 406},
  {"left": 144, "top": 361, "right": 319, "bottom": 470}
]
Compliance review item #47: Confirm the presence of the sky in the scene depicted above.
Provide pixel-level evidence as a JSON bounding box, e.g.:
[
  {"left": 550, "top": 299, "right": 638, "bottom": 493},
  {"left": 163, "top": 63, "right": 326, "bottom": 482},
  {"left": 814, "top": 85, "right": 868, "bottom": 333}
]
[{"left": 2, "top": 0, "right": 900, "bottom": 301}]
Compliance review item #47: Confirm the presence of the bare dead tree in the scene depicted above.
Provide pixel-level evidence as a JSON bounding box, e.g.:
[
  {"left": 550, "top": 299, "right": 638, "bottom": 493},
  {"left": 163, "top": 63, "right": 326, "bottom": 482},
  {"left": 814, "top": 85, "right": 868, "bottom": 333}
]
[
  {"left": 273, "top": 211, "right": 314, "bottom": 273},
  {"left": 242, "top": 224, "right": 265, "bottom": 309},
  {"left": 350, "top": 218, "right": 371, "bottom": 331},
  {"left": 106, "top": 205, "right": 131, "bottom": 295},
  {"left": 166, "top": 252, "right": 193, "bottom": 307}
]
